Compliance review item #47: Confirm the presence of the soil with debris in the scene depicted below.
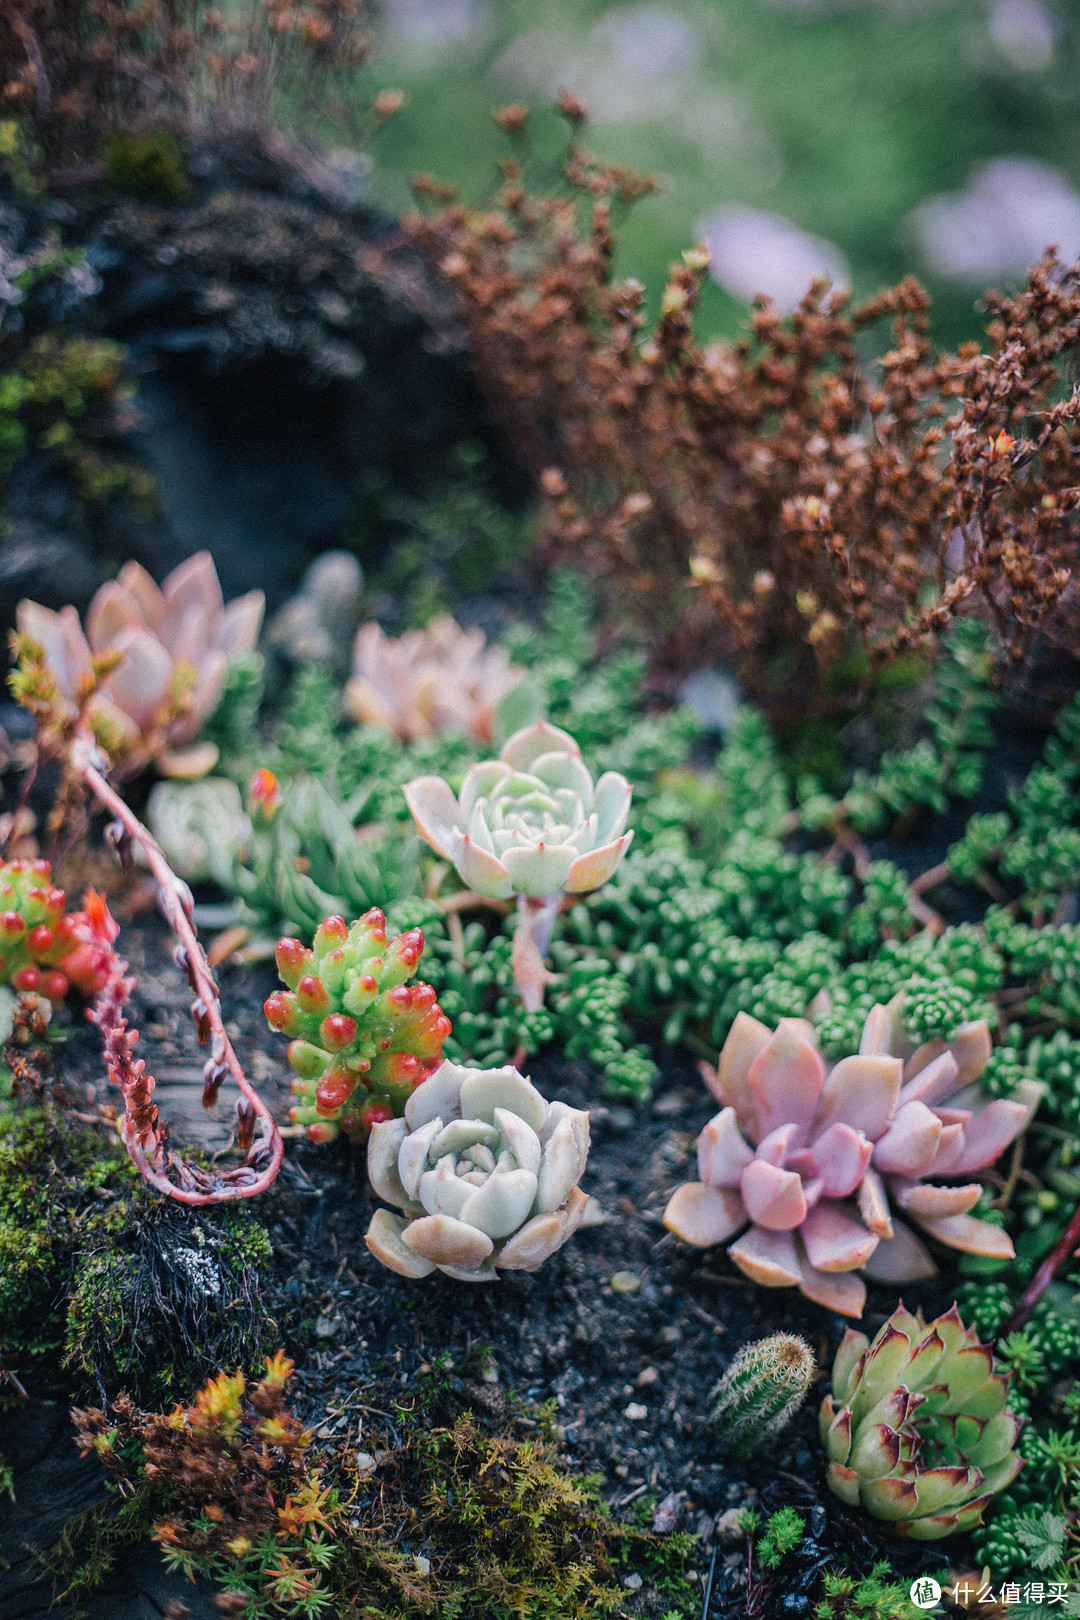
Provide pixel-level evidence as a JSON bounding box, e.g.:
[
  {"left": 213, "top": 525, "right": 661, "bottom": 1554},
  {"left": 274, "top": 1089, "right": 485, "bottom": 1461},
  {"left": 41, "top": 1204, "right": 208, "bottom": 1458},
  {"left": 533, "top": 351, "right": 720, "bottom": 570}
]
[{"left": 1, "top": 912, "right": 973, "bottom": 1618}]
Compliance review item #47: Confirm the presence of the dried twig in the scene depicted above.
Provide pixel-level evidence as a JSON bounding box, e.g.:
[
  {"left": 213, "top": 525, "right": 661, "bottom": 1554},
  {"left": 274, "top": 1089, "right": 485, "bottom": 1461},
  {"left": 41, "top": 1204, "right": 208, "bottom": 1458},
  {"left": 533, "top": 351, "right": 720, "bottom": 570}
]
[{"left": 77, "top": 734, "right": 283, "bottom": 1205}]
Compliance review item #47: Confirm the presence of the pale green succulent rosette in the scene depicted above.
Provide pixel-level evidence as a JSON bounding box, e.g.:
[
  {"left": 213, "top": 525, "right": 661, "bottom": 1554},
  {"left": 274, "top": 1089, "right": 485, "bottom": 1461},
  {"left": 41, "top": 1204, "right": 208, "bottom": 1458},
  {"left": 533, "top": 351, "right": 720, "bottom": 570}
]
[
  {"left": 820, "top": 1302, "right": 1023, "bottom": 1539},
  {"left": 402, "top": 719, "right": 633, "bottom": 902},
  {"left": 365, "top": 1058, "right": 591, "bottom": 1281}
]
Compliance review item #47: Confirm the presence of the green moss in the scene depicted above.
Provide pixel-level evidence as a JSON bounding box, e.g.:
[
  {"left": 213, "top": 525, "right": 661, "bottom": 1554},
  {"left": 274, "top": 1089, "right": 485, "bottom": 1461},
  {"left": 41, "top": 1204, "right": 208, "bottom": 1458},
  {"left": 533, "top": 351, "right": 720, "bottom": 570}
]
[
  {"left": 756, "top": 1505, "right": 806, "bottom": 1570},
  {"left": 103, "top": 130, "right": 193, "bottom": 203},
  {"left": 0, "top": 1105, "right": 135, "bottom": 1365},
  {"left": 814, "top": 1561, "right": 923, "bottom": 1618},
  {"left": 0, "top": 1102, "right": 274, "bottom": 1402},
  {"left": 52, "top": 1366, "right": 694, "bottom": 1620}
]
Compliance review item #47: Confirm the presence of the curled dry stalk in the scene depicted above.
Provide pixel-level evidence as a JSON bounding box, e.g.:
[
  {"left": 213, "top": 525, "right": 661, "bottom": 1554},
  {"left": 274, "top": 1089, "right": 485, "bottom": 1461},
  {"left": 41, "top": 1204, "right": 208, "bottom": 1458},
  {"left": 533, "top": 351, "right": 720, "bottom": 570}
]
[{"left": 6, "top": 633, "right": 283, "bottom": 1204}]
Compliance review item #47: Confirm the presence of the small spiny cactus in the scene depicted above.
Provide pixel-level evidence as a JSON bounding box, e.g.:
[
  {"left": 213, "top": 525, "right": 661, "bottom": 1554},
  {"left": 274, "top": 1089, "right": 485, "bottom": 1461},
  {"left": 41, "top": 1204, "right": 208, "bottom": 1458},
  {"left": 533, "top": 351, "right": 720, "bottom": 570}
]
[
  {"left": 710, "top": 1332, "right": 815, "bottom": 1458},
  {"left": 264, "top": 907, "right": 451, "bottom": 1143}
]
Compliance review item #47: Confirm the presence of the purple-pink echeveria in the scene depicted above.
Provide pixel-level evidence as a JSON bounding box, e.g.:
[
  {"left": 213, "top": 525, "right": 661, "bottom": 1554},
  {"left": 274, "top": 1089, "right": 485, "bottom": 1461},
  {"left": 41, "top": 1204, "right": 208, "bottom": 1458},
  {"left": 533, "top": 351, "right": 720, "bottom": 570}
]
[
  {"left": 663, "top": 1006, "right": 1041, "bottom": 1317},
  {"left": 17, "top": 551, "right": 263, "bottom": 777}
]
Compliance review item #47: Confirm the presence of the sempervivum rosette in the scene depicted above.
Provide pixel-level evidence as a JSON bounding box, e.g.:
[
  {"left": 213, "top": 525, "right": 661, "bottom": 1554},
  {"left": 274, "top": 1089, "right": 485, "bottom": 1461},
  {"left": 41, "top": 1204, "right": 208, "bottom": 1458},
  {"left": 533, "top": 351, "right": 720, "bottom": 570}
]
[
  {"left": 365, "top": 1059, "right": 590, "bottom": 1281},
  {"left": 663, "top": 1004, "right": 1041, "bottom": 1316},
  {"left": 821, "top": 1302, "right": 1023, "bottom": 1538}
]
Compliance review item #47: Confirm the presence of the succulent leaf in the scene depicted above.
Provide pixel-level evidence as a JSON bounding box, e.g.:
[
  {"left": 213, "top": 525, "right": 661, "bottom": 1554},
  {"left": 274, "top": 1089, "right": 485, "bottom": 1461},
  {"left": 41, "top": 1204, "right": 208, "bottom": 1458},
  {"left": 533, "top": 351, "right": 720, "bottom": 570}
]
[{"left": 266, "top": 909, "right": 451, "bottom": 1143}]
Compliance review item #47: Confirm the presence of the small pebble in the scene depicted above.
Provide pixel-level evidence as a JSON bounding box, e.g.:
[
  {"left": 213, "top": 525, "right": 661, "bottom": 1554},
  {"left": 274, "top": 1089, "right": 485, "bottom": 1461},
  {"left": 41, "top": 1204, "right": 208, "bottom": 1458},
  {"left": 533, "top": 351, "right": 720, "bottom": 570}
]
[
  {"left": 622, "top": 1573, "right": 643, "bottom": 1592},
  {"left": 623, "top": 1402, "right": 649, "bottom": 1421},
  {"left": 636, "top": 1365, "right": 659, "bottom": 1387},
  {"left": 652, "top": 1490, "right": 685, "bottom": 1532},
  {"left": 356, "top": 1452, "right": 376, "bottom": 1477},
  {"left": 314, "top": 1315, "right": 336, "bottom": 1339},
  {"left": 610, "top": 1270, "right": 641, "bottom": 1294},
  {"left": 578, "top": 1196, "right": 610, "bottom": 1227},
  {"left": 715, "top": 1507, "right": 746, "bottom": 1547},
  {"left": 656, "top": 1324, "right": 682, "bottom": 1345},
  {"left": 413, "top": 1555, "right": 431, "bottom": 1576}
]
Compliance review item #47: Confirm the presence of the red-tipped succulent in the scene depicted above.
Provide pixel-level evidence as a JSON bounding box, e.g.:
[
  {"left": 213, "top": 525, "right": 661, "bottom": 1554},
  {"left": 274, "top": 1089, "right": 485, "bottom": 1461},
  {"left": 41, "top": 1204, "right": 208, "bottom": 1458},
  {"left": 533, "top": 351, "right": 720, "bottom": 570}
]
[
  {"left": 265, "top": 908, "right": 451, "bottom": 1143},
  {"left": 663, "top": 1004, "right": 1040, "bottom": 1317},
  {"left": 0, "top": 859, "right": 115, "bottom": 1003},
  {"left": 821, "top": 1302, "right": 1023, "bottom": 1538}
]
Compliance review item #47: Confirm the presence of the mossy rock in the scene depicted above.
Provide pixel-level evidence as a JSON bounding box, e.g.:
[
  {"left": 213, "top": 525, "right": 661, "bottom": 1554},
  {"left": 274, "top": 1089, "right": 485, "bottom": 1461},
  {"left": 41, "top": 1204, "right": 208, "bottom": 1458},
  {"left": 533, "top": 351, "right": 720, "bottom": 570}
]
[{"left": 0, "top": 1103, "right": 275, "bottom": 1403}]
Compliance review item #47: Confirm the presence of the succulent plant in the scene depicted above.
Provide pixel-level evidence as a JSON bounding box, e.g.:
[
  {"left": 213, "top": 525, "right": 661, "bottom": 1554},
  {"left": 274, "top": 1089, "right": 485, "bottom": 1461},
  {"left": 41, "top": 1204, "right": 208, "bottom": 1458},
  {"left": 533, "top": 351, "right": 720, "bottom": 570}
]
[
  {"left": 365, "top": 1059, "right": 590, "bottom": 1281},
  {"left": 17, "top": 551, "right": 264, "bottom": 777},
  {"left": 710, "top": 1332, "right": 816, "bottom": 1459},
  {"left": 146, "top": 777, "right": 252, "bottom": 884},
  {"left": 820, "top": 1302, "right": 1024, "bottom": 1538},
  {"left": 346, "top": 615, "right": 522, "bottom": 744},
  {"left": 264, "top": 908, "right": 451, "bottom": 1143},
  {"left": 0, "top": 859, "right": 113, "bottom": 1003},
  {"left": 663, "top": 1004, "right": 1039, "bottom": 1316},
  {"left": 404, "top": 720, "right": 633, "bottom": 1010}
]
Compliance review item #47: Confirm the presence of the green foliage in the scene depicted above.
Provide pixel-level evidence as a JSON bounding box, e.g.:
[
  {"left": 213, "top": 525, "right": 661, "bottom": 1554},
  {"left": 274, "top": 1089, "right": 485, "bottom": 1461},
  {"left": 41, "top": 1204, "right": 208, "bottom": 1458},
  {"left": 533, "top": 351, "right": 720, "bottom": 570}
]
[
  {"left": 102, "top": 129, "right": 192, "bottom": 202},
  {"left": 358, "top": 440, "right": 536, "bottom": 620},
  {"left": 799, "top": 622, "right": 996, "bottom": 836},
  {"left": 229, "top": 773, "right": 422, "bottom": 939},
  {"left": 814, "top": 1561, "right": 921, "bottom": 1619},
  {"left": 947, "top": 691, "right": 1080, "bottom": 921},
  {"left": 61, "top": 1364, "right": 689, "bottom": 1620},
  {"left": 202, "top": 650, "right": 265, "bottom": 761},
  {"left": 755, "top": 1505, "right": 806, "bottom": 1570}
]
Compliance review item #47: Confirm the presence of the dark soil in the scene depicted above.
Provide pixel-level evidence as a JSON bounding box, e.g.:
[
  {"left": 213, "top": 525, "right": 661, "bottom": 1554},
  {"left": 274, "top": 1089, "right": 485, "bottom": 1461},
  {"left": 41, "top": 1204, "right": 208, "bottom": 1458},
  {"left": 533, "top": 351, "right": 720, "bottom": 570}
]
[{"left": 2, "top": 914, "right": 972, "bottom": 1618}]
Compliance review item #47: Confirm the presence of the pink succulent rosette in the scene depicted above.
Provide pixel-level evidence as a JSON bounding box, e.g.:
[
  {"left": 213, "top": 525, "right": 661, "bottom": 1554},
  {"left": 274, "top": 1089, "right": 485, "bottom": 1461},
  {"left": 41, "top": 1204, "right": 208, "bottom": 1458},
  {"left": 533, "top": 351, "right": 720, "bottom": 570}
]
[
  {"left": 345, "top": 615, "right": 523, "bottom": 744},
  {"left": 17, "top": 551, "right": 263, "bottom": 777},
  {"left": 663, "top": 1005, "right": 1042, "bottom": 1316}
]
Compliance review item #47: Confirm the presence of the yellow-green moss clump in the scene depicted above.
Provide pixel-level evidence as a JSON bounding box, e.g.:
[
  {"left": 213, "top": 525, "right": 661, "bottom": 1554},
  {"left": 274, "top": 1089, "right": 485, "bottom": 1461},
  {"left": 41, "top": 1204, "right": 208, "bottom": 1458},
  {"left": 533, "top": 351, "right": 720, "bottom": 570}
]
[{"left": 54, "top": 1361, "right": 699, "bottom": 1619}]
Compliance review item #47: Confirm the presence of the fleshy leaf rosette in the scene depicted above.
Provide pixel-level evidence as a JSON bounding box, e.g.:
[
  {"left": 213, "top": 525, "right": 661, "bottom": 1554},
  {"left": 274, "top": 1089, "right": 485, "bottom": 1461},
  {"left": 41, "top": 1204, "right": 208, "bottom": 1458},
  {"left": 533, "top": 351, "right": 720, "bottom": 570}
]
[
  {"left": 18, "top": 550, "right": 263, "bottom": 777},
  {"left": 365, "top": 1059, "right": 590, "bottom": 1281},
  {"left": 264, "top": 909, "right": 451, "bottom": 1144},
  {"left": 404, "top": 720, "right": 633, "bottom": 902},
  {"left": 0, "top": 859, "right": 114, "bottom": 1002},
  {"left": 663, "top": 1005, "right": 1040, "bottom": 1316},
  {"left": 346, "top": 616, "right": 522, "bottom": 744},
  {"left": 820, "top": 1302, "right": 1023, "bottom": 1538},
  {"left": 404, "top": 721, "right": 633, "bottom": 1011}
]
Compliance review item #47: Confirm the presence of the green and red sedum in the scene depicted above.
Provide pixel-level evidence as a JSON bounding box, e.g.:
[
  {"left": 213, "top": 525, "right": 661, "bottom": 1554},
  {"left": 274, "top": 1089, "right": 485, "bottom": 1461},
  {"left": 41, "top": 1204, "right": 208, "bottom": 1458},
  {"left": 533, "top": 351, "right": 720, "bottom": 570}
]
[{"left": 265, "top": 908, "right": 451, "bottom": 1143}]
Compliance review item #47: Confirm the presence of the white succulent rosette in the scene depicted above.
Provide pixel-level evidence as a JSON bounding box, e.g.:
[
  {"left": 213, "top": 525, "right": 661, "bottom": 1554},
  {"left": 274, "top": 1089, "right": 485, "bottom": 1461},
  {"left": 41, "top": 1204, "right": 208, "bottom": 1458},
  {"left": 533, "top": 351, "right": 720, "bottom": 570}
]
[
  {"left": 365, "top": 1059, "right": 591, "bottom": 1281},
  {"left": 402, "top": 720, "right": 633, "bottom": 903}
]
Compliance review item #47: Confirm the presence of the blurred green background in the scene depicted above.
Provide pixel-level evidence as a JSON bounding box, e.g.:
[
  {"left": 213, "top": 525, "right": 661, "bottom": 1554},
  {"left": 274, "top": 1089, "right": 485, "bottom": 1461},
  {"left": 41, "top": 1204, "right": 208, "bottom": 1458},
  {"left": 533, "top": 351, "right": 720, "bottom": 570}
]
[{"left": 357, "top": 0, "right": 1080, "bottom": 345}]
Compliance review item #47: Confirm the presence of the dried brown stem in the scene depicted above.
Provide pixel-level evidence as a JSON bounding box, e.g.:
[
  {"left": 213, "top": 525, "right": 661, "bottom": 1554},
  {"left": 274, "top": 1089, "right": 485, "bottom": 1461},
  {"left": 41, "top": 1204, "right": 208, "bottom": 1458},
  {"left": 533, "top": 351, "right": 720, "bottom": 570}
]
[
  {"left": 1008, "top": 1196, "right": 1080, "bottom": 1329},
  {"left": 78, "top": 737, "right": 283, "bottom": 1205}
]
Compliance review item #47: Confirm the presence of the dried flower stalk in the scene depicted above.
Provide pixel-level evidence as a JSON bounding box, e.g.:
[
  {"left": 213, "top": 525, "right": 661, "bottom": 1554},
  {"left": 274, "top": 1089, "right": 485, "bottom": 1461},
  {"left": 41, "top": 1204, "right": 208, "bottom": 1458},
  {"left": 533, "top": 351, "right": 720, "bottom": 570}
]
[
  {"left": 410, "top": 120, "right": 1080, "bottom": 711},
  {"left": 80, "top": 739, "right": 283, "bottom": 1203}
]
